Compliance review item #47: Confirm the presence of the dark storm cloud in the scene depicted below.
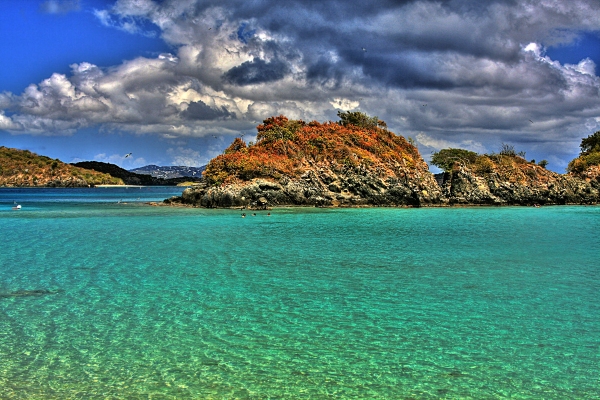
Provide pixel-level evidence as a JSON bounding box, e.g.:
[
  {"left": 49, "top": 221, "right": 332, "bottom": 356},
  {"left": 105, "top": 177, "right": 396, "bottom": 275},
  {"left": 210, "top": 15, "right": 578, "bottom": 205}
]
[
  {"left": 223, "top": 58, "right": 289, "bottom": 86},
  {"left": 182, "top": 101, "right": 236, "bottom": 120},
  {"left": 306, "top": 57, "right": 345, "bottom": 88},
  {"left": 189, "top": 0, "right": 420, "bottom": 19},
  {"left": 208, "top": 0, "right": 595, "bottom": 90}
]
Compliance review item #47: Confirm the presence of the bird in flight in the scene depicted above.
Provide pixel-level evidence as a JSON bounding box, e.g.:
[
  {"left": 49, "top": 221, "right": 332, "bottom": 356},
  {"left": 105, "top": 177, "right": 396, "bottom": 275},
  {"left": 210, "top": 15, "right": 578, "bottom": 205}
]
[
  {"left": 529, "top": 120, "right": 533, "bottom": 123},
  {"left": 362, "top": 47, "right": 367, "bottom": 52},
  {"left": 125, "top": 153, "right": 132, "bottom": 158}
]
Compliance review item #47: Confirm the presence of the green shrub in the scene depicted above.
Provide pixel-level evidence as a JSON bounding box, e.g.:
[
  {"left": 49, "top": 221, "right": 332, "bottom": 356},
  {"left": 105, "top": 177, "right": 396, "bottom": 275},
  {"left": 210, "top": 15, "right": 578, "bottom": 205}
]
[
  {"left": 499, "top": 143, "right": 526, "bottom": 158},
  {"left": 474, "top": 156, "right": 494, "bottom": 173},
  {"left": 337, "top": 111, "right": 382, "bottom": 130},
  {"left": 567, "top": 131, "right": 600, "bottom": 173},
  {"left": 430, "top": 148, "right": 478, "bottom": 171},
  {"left": 568, "top": 151, "right": 600, "bottom": 172}
]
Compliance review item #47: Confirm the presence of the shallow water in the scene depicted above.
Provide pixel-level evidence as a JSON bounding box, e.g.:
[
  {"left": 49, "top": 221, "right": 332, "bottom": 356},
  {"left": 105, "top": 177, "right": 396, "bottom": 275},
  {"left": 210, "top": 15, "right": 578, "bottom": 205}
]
[{"left": 1, "top": 189, "right": 599, "bottom": 398}]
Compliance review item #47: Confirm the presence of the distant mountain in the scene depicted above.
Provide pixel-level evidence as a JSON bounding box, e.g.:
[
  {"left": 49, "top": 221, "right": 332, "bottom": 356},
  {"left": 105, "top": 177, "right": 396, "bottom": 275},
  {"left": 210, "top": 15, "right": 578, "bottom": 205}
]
[
  {"left": 129, "top": 164, "right": 206, "bottom": 179},
  {"left": 72, "top": 161, "right": 201, "bottom": 186}
]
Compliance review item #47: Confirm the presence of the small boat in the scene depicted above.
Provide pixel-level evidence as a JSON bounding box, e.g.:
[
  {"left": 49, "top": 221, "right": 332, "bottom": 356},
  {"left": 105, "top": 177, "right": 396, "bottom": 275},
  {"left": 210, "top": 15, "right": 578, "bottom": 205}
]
[{"left": 12, "top": 201, "right": 21, "bottom": 210}]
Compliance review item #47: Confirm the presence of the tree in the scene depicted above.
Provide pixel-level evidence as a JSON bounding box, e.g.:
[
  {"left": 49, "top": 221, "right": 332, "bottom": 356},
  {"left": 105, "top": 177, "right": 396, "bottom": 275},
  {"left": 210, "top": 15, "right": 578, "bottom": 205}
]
[
  {"left": 224, "top": 137, "right": 247, "bottom": 154},
  {"left": 430, "top": 148, "right": 478, "bottom": 171},
  {"left": 499, "top": 143, "right": 526, "bottom": 158},
  {"left": 537, "top": 160, "right": 548, "bottom": 169},
  {"left": 567, "top": 131, "right": 600, "bottom": 173},
  {"left": 256, "top": 115, "right": 303, "bottom": 143},
  {"left": 337, "top": 111, "right": 380, "bottom": 129},
  {"left": 580, "top": 131, "right": 600, "bottom": 154}
]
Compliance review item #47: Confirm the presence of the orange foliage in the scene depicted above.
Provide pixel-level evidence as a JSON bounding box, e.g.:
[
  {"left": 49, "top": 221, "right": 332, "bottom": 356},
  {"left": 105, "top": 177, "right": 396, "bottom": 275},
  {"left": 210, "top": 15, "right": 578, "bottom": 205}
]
[{"left": 203, "top": 115, "right": 419, "bottom": 185}]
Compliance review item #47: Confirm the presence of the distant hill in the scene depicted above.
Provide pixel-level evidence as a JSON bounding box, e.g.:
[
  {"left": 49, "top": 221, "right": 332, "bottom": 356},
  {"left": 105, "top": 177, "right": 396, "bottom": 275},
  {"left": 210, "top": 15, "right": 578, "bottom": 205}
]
[
  {"left": 0, "top": 146, "right": 123, "bottom": 187},
  {"left": 72, "top": 161, "right": 202, "bottom": 186},
  {"left": 129, "top": 164, "right": 205, "bottom": 179}
]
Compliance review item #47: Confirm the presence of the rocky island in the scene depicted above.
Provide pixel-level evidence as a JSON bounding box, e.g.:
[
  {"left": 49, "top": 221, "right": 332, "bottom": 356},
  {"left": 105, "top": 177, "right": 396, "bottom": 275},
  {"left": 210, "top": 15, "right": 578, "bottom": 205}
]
[
  {"left": 433, "top": 146, "right": 600, "bottom": 205},
  {"left": 167, "top": 113, "right": 444, "bottom": 208},
  {"left": 166, "top": 113, "right": 600, "bottom": 208}
]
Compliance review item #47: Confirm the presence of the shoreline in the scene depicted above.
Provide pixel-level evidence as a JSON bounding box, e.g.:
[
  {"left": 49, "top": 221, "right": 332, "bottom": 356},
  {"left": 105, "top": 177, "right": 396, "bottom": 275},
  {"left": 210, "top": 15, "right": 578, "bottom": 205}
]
[
  {"left": 95, "top": 184, "right": 146, "bottom": 188},
  {"left": 152, "top": 200, "right": 599, "bottom": 209}
]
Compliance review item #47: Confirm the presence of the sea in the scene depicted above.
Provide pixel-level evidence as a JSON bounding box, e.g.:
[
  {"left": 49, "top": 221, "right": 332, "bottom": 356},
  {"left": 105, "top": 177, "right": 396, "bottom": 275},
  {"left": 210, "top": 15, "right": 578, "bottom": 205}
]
[{"left": 1, "top": 187, "right": 598, "bottom": 399}]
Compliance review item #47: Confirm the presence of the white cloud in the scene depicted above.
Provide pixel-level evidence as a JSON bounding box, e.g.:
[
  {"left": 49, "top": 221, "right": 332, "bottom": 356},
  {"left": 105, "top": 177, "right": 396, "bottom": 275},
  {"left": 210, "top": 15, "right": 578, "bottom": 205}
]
[
  {"left": 330, "top": 98, "right": 359, "bottom": 111},
  {"left": 415, "top": 133, "right": 488, "bottom": 155},
  {"left": 167, "top": 147, "right": 204, "bottom": 166},
  {"left": 0, "top": 112, "right": 22, "bottom": 131},
  {"left": 93, "top": 1, "right": 159, "bottom": 37},
  {"left": 2, "top": 0, "right": 600, "bottom": 171}
]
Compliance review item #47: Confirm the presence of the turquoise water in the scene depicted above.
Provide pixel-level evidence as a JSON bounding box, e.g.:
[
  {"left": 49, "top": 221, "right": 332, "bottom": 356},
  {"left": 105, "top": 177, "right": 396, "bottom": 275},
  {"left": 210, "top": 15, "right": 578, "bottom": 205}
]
[{"left": 1, "top": 189, "right": 599, "bottom": 399}]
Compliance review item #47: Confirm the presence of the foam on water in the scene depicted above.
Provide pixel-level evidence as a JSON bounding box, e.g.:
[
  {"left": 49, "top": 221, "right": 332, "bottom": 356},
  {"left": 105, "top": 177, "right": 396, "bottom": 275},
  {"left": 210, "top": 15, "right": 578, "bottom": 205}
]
[{"left": 1, "top": 190, "right": 599, "bottom": 398}]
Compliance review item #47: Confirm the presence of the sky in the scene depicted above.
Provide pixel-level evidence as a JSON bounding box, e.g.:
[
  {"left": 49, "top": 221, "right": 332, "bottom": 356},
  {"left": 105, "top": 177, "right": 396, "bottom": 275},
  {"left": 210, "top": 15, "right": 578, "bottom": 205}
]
[{"left": 1, "top": 0, "right": 599, "bottom": 172}]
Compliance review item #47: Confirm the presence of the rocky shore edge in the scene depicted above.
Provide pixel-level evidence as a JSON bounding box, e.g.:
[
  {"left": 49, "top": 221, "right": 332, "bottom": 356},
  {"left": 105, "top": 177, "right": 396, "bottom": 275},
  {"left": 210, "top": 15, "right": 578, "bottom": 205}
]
[{"left": 163, "top": 163, "right": 600, "bottom": 209}]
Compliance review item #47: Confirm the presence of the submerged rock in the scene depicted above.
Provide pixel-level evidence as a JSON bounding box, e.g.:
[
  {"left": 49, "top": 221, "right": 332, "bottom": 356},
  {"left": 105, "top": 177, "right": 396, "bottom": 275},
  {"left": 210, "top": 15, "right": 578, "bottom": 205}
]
[{"left": 0, "top": 289, "right": 59, "bottom": 298}]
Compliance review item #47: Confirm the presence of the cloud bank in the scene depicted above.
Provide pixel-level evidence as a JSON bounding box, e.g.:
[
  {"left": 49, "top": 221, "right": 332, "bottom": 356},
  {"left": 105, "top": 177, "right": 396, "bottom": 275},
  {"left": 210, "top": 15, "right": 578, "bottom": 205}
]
[{"left": 2, "top": 0, "right": 600, "bottom": 169}]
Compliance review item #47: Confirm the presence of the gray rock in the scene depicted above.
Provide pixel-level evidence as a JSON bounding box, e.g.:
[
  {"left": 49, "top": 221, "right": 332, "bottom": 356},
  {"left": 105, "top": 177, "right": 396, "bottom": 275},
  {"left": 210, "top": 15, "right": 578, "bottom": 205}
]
[
  {"left": 167, "top": 160, "right": 445, "bottom": 208},
  {"left": 441, "top": 165, "right": 599, "bottom": 205}
]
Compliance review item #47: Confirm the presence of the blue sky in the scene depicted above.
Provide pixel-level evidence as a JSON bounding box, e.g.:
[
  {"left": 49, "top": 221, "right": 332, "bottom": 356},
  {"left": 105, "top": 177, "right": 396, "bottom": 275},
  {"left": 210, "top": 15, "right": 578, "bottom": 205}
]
[
  {"left": 545, "top": 32, "right": 600, "bottom": 68},
  {"left": 0, "top": 1, "right": 169, "bottom": 93},
  {"left": 1, "top": 0, "right": 600, "bottom": 171}
]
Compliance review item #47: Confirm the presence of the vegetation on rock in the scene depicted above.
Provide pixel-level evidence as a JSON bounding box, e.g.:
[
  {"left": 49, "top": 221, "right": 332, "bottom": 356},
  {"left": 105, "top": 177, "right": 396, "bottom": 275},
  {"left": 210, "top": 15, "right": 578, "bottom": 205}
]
[
  {"left": 171, "top": 112, "right": 442, "bottom": 208},
  {"left": 430, "top": 148, "right": 478, "bottom": 172},
  {"left": 0, "top": 147, "right": 123, "bottom": 187},
  {"left": 432, "top": 143, "right": 598, "bottom": 205},
  {"left": 567, "top": 131, "right": 600, "bottom": 173},
  {"left": 431, "top": 144, "right": 549, "bottom": 181},
  {"left": 203, "top": 114, "right": 421, "bottom": 186}
]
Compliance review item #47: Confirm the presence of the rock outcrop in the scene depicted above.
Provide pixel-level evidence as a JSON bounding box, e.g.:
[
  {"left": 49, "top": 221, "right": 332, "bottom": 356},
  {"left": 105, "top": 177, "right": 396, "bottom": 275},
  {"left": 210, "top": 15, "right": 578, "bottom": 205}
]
[
  {"left": 168, "top": 161, "right": 443, "bottom": 208},
  {"left": 439, "top": 156, "right": 599, "bottom": 205},
  {"left": 574, "top": 165, "right": 600, "bottom": 191},
  {"left": 166, "top": 115, "right": 444, "bottom": 208}
]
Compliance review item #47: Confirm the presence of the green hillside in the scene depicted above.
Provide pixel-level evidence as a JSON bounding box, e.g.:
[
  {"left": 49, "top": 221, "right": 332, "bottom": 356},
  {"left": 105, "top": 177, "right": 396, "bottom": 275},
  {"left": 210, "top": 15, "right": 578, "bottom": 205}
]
[{"left": 0, "top": 146, "right": 123, "bottom": 187}]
